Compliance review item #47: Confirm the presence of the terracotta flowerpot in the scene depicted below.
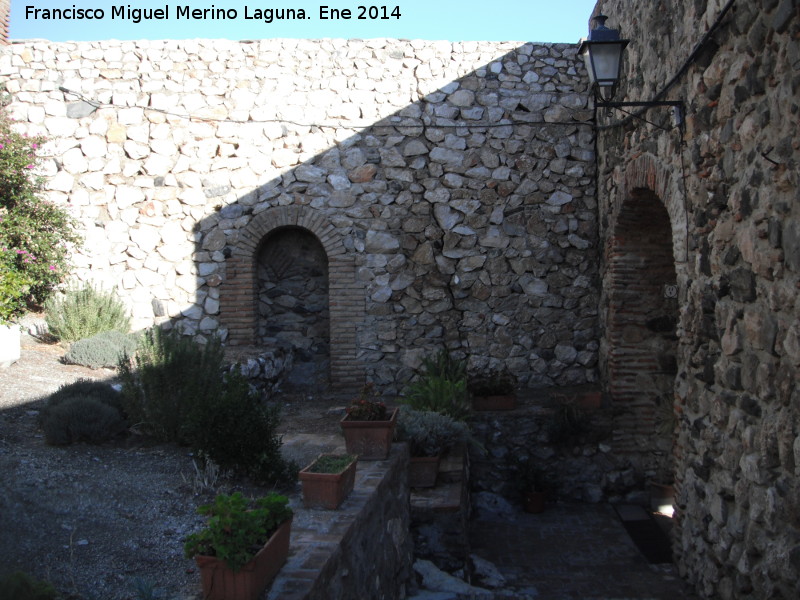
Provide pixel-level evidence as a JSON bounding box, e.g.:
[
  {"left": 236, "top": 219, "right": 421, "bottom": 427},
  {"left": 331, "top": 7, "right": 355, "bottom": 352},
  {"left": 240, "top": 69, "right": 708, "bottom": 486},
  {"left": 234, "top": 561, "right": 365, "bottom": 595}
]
[
  {"left": 472, "top": 393, "right": 516, "bottom": 411},
  {"left": 340, "top": 407, "right": 398, "bottom": 460},
  {"left": 0, "top": 323, "right": 21, "bottom": 369},
  {"left": 409, "top": 455, "right": 440, "bottom": 488},
  {"left": 299, "top": 454, "right": 358, "bottom": 509},
  {"left": 523, "top": 490, "right": 546, "bottom": 514},
  {"left": 195, "top": 516, "right": 292, "bottom": 600}
]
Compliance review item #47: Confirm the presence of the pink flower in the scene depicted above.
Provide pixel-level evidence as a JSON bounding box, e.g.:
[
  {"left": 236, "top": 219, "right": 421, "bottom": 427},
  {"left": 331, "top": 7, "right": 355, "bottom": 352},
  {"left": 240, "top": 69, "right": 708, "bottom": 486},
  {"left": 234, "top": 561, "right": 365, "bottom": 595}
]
[
  {"left": 25, "top": 164, "right": 34, "bottom": 169},
  {"left": 49, "top": 265, "right": 56, "bottom": 271}
]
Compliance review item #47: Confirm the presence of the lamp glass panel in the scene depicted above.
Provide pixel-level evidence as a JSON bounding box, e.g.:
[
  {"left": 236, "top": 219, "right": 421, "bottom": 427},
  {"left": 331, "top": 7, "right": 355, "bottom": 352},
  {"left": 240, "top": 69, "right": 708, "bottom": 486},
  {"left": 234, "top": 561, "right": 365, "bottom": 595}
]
[{"left": 590, "top": 43, "right": 623, "bottom": 85}]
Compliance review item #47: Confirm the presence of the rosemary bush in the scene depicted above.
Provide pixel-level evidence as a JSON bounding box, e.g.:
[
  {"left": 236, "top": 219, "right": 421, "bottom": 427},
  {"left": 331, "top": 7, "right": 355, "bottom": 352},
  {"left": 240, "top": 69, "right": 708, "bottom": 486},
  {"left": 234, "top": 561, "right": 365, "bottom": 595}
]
[
  {"left": 120, "top": 328, "right": 296, "bottom": 485},
  {"left": 118, "top": 327, "right": 225, "bottom": 444},
  {"left": 39, "top": 379, "right": 127, "bottom": 446},
  {"left": 45, "top": 282, "right": 131, "bottom": 342},
  {"left": 63, "top": 330, "right": 140, "bottom": 369}
]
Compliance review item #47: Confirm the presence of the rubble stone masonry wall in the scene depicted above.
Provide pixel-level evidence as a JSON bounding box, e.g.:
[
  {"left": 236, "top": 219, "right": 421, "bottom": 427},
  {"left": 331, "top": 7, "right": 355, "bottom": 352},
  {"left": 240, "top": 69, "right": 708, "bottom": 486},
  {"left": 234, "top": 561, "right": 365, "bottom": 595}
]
[
  {"left": 594, "top": 0, "right": 800, "bottom": 598},
  {"left": 0, "top": 38, "right": 597, "bottom": 391}
]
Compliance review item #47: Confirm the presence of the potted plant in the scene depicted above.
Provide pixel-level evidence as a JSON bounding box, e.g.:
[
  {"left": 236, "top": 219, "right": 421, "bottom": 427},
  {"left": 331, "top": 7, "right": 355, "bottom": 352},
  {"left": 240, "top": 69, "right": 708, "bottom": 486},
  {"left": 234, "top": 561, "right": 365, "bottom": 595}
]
[
  {"left": 184, "top": 492, "right": 293, "bottom": 600},
  {"left": 469, "top": 366, "right": 517, "bottom": 411},
  {"left": 402, "top": 349, "right": 472, "bottom": 421},
  {"left": 298, "top": 453, "right": 358, "bottom": 510},
  {"left": 340, "top": 383, "right": 398, "bottom": 460},
  {"left": 395, "top": 408, "right": 471, "bottom": 488},
  {"left": 513, "top": 458, "right": 550, "bottom": 514}
]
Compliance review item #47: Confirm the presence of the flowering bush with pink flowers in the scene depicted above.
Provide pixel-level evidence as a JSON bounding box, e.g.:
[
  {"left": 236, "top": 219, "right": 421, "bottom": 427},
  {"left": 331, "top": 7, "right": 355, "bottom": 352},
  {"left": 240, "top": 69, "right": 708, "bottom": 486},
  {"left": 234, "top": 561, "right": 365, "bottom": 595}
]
[{"left": 0, "top": 107, "right": 80, "bottom": 322}]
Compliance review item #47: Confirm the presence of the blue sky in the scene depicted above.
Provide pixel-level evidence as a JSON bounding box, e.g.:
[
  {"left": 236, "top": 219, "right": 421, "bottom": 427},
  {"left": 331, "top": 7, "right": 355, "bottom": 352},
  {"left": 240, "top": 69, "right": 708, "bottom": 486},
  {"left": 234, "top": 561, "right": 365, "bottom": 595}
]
[{"left": 11, "top": 1, "right": 597, "bottom": 43}]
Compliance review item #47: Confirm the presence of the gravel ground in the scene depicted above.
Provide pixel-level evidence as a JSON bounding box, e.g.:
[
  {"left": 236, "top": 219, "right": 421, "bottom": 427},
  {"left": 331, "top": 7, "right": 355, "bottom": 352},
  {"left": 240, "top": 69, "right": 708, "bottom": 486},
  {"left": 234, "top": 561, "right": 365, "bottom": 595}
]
[{"left": 0, "top": 332, "right": 342, "bottom": 600}]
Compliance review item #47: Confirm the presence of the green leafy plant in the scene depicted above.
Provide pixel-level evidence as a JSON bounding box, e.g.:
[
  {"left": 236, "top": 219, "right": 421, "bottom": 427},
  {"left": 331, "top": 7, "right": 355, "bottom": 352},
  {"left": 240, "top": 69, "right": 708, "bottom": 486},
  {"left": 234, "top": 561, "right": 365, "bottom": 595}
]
[
  {"left": 45, "top": 282, "right": 131, "bottom": 342},
  {"left": 38, "top": 378, "right": 128, "bottom": 446},
  {"left": 0, "top": 251, "right": 32, "bottom": 324},
  {"left": 395, "top": 407, "right": 471, "bottom": 457},
  {"left": 305, "top": 453, "right": 357, "bottom": 474},
  {"left": 345, "top": 382, "right": 388, "bottom": 421},
  {"left": 184, "top": 492, "right": 292, "bottom": 572},
  {"left": 0, "top": 571, "right": 57, "bottom": 600},
  {"left": 63, "top": 330, "right": 140, "bottom": 369},
  {"left": 402, "top": 349, "right": 472, "bottom": 421},
  {"left": 0, "top": 104, "right": 81, "bottom": 315}
]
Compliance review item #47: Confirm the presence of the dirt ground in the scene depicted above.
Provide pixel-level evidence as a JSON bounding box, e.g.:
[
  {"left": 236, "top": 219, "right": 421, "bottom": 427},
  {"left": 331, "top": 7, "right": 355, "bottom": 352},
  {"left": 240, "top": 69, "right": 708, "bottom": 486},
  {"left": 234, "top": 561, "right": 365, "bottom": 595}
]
[{"left": 0, "top": 333, "right": 347, "bottom": 599}]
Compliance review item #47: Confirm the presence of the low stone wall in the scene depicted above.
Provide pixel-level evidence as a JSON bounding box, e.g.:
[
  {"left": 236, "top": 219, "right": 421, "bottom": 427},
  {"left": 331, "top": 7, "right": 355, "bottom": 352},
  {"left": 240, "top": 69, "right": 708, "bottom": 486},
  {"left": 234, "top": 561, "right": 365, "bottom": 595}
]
[
  {"left": 223, "top": 345, "right": 294, "bottom": 397},
  {"left": 268, "top": 445, "right": 413, "bottom": 600},
  {"left": 469, "top": 387, "right": 637, "bottom": 504}
]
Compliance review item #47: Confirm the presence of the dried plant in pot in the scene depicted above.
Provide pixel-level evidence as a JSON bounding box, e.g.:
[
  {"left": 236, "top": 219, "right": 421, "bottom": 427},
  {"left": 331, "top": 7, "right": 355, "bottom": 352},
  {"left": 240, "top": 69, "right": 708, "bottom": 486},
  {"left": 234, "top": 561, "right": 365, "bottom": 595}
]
[
  {"left": 298, "top": 453, "right": 358, "bottom": 510},
  {"left": 340, "top": 383, "right": 398, "bottom": 460},
  {"left": 469, "top": 366, "right": 517, "bottom": 411},
  {"left": 183, "top": 492, "right": 293, "bottom": 600},
  {"left": 395, "top": 408, "right": 471, "bottom": 488}
]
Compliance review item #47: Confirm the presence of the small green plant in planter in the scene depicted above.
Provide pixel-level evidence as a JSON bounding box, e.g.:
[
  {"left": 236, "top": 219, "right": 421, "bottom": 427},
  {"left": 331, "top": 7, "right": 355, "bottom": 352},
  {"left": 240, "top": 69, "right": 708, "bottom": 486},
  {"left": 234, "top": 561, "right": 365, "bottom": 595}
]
[
  {"left": 299, "top": 453, "right": 358, "bottom": 509},
  {"left": 184, "top": 492, "right": 293, "bottom": 600}
]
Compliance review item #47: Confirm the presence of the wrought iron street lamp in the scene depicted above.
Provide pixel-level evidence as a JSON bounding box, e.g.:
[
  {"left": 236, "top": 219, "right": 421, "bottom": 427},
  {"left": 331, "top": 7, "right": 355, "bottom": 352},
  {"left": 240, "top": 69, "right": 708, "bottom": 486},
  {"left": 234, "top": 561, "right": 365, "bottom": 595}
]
[
  {"left": 578, "top": 15, "right": 628, "bottom": 102},
  {"left": 579, "top": 14, "right": 682, "bottom": 112}
]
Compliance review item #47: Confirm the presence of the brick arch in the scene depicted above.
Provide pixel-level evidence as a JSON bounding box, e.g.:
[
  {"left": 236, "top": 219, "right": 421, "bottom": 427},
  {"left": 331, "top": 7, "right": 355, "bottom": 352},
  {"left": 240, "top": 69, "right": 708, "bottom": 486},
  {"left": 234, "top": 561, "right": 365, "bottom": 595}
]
[
  {"left": 612, "top": 152, "right": 688, "bottom": 265},
  {"left": 221, "top": 205, "right": 363, "bottom": 392},
  {"left": 602, "top": 157, "right": 683, "bottom": 484}
]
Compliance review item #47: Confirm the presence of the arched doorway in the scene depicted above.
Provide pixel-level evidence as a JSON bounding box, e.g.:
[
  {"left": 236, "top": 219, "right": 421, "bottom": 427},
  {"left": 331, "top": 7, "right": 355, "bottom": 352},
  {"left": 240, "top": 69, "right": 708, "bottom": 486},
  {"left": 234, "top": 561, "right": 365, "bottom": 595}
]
[
  {"left": 257, "top": 227, "right": 330, "bottom": 388},
  {"left": 606, "top": 189, "right": 679, "bottom": 484}
]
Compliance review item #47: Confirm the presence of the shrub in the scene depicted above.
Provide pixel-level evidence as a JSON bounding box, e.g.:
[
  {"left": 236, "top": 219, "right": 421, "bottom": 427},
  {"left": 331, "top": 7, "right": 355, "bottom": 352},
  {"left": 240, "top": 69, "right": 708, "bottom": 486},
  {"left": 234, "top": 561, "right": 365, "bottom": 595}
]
[
  {"left": 64, "top": 330, "right": 140, "bottom": 369},
  {"left": 0, "top": 571, "right": 56, "bottom": 600},
  {"left": 395, "top": 407, "right": 471, "bottom": 457},
  {"left": 45, "top": 282, "right": 131, "bottom": 342},
  {"left": 187, "top": 368, "right": 298, "bottom": 485},
  {"left": 119, "top": 327, "right": 225, "bottom": 444},
  {"left": 0, "top": 104, "right": 81, "bottom": 313},
  {"left": 39, "top": 378, "right": 127, "bottom": 445},
  {"left": 120, "top": 328, "right": 296, "bottom": 485}
]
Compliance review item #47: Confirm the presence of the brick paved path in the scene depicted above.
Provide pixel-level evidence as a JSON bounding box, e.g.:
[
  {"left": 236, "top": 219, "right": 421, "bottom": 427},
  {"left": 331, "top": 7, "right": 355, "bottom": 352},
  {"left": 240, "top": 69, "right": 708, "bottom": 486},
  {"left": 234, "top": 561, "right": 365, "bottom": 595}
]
[{"left": 469, "top": 502, "right": 698, "bottom": 599}]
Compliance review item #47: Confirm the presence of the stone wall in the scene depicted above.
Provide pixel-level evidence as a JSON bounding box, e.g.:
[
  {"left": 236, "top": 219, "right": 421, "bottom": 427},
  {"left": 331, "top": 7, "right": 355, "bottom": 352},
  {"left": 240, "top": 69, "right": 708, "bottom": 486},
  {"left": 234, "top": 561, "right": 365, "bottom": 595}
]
[
  {"left": 268, "top": 445, "right": 413, "bottom": 600},
  {"left": 0, "top": 37, "right": 598, "bottom": 391},
  {"left": 593, "top": 0, "right": 800, "bottom": 597}
]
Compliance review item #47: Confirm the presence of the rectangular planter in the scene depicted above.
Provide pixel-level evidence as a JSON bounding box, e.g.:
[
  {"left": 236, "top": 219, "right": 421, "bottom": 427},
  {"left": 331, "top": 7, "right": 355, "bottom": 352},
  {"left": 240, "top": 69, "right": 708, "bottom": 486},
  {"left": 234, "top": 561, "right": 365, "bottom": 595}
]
[
  {"left": 472, "top": 394, "right": 516, "bottom": 411},
  {"left": 195, "top": 516, "right": 292, "bottom": 600},
  {"left": 409, "top": 455, "right": 440, "bottom": 488},
  {"left": 299, "top": 454, "right": 358, "bottom": 510},
  {"left": 340, "top": 407, "right": 398, "bottom": 460}
]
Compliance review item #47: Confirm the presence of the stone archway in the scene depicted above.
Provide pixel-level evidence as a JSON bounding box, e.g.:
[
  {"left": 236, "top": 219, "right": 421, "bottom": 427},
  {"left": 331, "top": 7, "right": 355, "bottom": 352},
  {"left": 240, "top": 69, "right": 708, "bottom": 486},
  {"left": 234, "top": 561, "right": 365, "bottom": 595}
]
[{"left": 221, "top": 205, "right": 363, "bottom": 392}]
